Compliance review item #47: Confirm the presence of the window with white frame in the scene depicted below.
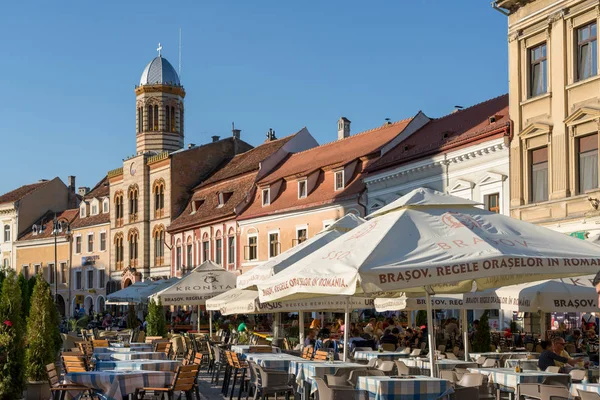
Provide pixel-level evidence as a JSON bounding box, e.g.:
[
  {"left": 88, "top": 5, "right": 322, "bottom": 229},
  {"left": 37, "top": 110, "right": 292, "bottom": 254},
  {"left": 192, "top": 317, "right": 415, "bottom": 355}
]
[
  {"left": 295, "top": 226, "right": 307, "bottom": 246},
  {"left": 262, "top": 188, "right": 270, "bottom": 206},
  {"left": 187, "top": 243, "right": 193, "bottom": 268},
  {"left": 75, "top": 236, "right": 82, "bottom": 254},
  {"left": 60, "top": 262, "right": 67, "bottom": 284},
  {"left": 91, "top": 201, "right": 98, "bottom": 216},
  {"left": 247, "top": 235, "right": 257, "bottom": 261},
  {"left": 485, "top": 193, "right": 500, "bottom": 214},
  {"left": 87, "top": 233, "right": 94, "bottom": 252},
  {"left": 202, "top": 240, "right": 210, "bottom": 262},
  {"left": 75, "top": 270, "right": 82, "bottom": 289},
  {"left": 80, "top": 204, "right": 86, "bottom": 218},
  {"left": 34, "top": 264, "right": 41, "bottom": 276},
  {"left": 102, "top": 199, "right": 109, "bottom": 213},
  {"left": 98, "top": 269, "right": 105, "bottom": 289},
  {"left": 334, "top": 171, "right": 344, "bottom": 191},
  {"left": 3, "top": 225, "right": 10, "bottom": 242},
  {"left": 215, "top": 238, "right": 222, "bottom": 265},
  {"left": 100, "top": 232, "right": 106, "bottom": 251},
  {"left": 176, "top": 246, "right": 182, "bottom": 270},
  {"left": 48, "top": 263, "right": 55, "bottom": 284},
  {"left": 87, "top": 270, "right": 94, "bottom": 289},
  {"left": 22, "top": 265, "right": 29, "bottom": 279},
  {"left": 227, "top": 236, "right": 235, "bottom": 265},
  {"left": 268, "top": 231, "right": 280, "bottom": 258},
  {"left": 298, "top": 180, "right": 307, "bottom": 199}
]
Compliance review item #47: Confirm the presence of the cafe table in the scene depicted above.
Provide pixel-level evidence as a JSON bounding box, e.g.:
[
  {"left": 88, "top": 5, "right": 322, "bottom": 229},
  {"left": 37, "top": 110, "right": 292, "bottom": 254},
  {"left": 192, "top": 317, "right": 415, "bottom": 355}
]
[
  {"left": 469, "top": 352, "right": 539, "bottom": 361},
  {"left": 353, "top": 351, "right": 411, "bottom": 361},
  {"left": 504, "top": 359, "right": 539, "bottom": 371},
  {"left": 244, "top": 353, "right": 304, "bottom": 371},
  {"left": 468, "top": 367, "right": 569, "bottom": 393},
  {"left": 66, "top": 370, "right": 173, "bottom": 400},
  {"left": 94, "top": 351, "right": 167, "bottom": 361},
  {"left": 405, "top": 358, "right": 477, "bottom": 374},
  {"left": 109, "top": 343, "right": 153, "bottom": 351},
  {"left": 295, "top": 361, "right": 366, "bottom": 395},
  {"left": 231, "top": 345, "right": 280, "bottom": 354},
  {"left": 95, "top": 359, "right": 181, "bottom": 372},
  {"left": 356, "top": 375, "right": 454, "bottom": 400},
  {"left": 571, "top": 383, "right": 600, "bottom": 397},
  {"left": 94, "top": 347, "right": 153, "bottom": 354}
]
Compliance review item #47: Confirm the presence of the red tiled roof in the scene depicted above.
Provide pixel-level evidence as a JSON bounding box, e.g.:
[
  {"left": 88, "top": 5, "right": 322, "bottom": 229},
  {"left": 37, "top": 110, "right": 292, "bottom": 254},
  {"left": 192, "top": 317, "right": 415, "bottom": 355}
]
[
  {"left": 85, "top": 176, "right": 110, "bottom": 199},
  {"left": 199, "top": 134, "right": 295, "bottom": 187},
  {"left": 169, "top": 173, "right": 256, "bottom": 231},
  {"left": 258, "top": 117, "right": 415, "bottom": 185},
  {"left": 70, "top": 211, "right": 110, "bottom": 230},
  {"left": 367, "top": 94, "right": 509, "bottom": 174},
  {"left": 19, "top": 209, "right": 79, "bottom": 241},
  {"left": 0, "top": 180, "right": 52, "bottom": 205}
]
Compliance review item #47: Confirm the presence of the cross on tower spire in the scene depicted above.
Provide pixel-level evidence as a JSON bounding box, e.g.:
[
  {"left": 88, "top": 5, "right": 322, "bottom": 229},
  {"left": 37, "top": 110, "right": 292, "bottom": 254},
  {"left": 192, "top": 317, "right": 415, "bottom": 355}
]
[{"left": 157, "top": 43, "right": 163, "bottom": 56}]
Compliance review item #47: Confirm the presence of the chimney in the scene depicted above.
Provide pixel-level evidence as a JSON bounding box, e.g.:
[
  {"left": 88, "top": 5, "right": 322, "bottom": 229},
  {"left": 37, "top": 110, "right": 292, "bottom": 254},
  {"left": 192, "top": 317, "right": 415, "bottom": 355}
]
[
  {"left": 232, "top": 122, "right": 241, "bottom": 139},
  {"left": 265, "top": 128, "right": 277, "bottom": 142},
  {"left": 68, "top": 176, "right": 76, "bottom": 192},
  {"left": 78, "top": 187, "right": 90, "bottom": 197},
  {"left": 338, "top": 117, "right": 351, "bottom": 140},
  {"left": 211, "top": 136, "right": 220, "bottom": 143},
  {"left": 187, "top": 143, "right": 196, "bottom": 149}
]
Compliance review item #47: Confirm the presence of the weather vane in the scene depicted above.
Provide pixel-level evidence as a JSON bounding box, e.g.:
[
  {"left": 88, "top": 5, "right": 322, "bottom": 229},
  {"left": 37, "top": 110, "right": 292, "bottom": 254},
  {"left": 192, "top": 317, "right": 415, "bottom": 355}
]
[{"left": 157, "top": 43, "right": 163, "bottom": 56}]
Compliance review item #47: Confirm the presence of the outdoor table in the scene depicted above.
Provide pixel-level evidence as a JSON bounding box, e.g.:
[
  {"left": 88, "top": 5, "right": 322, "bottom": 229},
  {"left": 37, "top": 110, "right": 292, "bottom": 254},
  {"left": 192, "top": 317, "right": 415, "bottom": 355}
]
[
  {"left": 231, "top": 345, "right": 280, "bottom": 354},
  {"left": 356, "top": 375, "right": 454, "bottom": 400},
  {"left": 94, "top": 351, "right": 167, "bottom": 361},
  {"left": 571, "top": 383, "right": 600, "bottom": 397},
  {"left": 504, "top": 359, "right": 539, "bottom": 370},
  {"left": 405, "top": 358, "right": 477, "bottom": 374},
  {"left": 94, "top": 347, "right": 152, "bottom": 354},
  {"left": 468, "top": 367, "right": 569, "bottom": 394},
  {"left": 66, "top": 370, "right": 173, "bottom": 400},
  {"left": 295, "top": 361, "right": 366, "bottom": 395},
  {"left": 95, "top": 359, "right": 181, "bottom": 372},
  {"left": 110, "top": 343, "right": 153, "bottom": 351},
  {"left": 469, "top": 352, "right": 539, "bottom": 361},
  {"left": 244, "top": 353, "right": 304, "bottom": 371},
  {"left": 353, "top": 351, "right": 411, "bottom": 361}
]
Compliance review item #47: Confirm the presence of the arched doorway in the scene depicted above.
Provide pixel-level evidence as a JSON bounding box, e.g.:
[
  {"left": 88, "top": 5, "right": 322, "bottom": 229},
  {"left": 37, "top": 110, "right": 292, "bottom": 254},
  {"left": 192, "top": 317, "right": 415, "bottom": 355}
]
[
  {"left": 55, "top": 294, "right": 66, "bottom": 316},
  {"left": 84, "top": 296, "right": 94, "bottom": 317},
  {"left": 96, "top": 296, "right": 105, "bottom": 314}
]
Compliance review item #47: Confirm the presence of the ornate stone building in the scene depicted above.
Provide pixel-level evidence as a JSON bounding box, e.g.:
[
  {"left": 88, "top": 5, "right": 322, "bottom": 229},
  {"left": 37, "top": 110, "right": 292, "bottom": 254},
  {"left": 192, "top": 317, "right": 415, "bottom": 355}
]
[
  {"left": 108, "top": 49, "right": 253, "bottom": 288},
  {"left": 495, "top": 0, "right": 600, "bottom": 241}
]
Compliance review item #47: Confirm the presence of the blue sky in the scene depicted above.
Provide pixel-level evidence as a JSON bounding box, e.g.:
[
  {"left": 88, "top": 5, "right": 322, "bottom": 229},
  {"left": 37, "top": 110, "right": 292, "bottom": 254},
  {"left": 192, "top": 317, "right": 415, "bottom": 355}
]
[{"left": 0, "top": 1, "right": 508, "bottom": 194}]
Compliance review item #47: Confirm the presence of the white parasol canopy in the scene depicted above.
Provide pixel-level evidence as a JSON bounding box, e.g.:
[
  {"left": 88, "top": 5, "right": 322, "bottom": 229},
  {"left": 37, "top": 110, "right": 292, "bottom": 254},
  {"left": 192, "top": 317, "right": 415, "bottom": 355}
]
[
  {"left": 107, "top": 278, "right": 178, "bottom": 305},
  {"left": 206, "top": 288, "right": 374, "bottom": 315},
  {"left": 237, "top": 214, "right": 364, "bottom": 289},
  {"left": 257, "top": 188, "right": 600, "bottom": 302},
  {"left": 150, "top": 260, "right": 237, "bottom": 306}
]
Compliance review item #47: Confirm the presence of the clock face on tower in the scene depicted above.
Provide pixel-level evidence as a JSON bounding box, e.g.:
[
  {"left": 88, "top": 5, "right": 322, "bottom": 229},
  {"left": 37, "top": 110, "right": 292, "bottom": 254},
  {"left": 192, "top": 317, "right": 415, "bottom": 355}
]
[{"left": 130, "top": 162, "right": 136, "bottom": 176}]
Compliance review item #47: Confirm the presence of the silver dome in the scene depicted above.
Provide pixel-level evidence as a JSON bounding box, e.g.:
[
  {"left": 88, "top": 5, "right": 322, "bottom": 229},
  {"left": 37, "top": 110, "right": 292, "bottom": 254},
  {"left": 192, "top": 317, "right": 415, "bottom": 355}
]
[{"left": 139, "top": 56, "right": 181, "bottom": 86}]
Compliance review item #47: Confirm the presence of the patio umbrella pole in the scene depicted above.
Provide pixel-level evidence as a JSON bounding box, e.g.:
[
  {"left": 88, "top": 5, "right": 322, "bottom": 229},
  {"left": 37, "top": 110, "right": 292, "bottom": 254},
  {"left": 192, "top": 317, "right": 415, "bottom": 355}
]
[
  {"left": 343, "top": 297, "right": 350, "bottom": 362},
  {"left": 209, "top": 310, "right": 213, "bottom": 338},
  {"left": 461, "top": 308, "right": 469, "bottom": 361},
  {"left": 299, "top": 311, "right": 305, "bottom": 348},
  {"left": 425, "top": 287, "right": 437, "bottom": 377}
]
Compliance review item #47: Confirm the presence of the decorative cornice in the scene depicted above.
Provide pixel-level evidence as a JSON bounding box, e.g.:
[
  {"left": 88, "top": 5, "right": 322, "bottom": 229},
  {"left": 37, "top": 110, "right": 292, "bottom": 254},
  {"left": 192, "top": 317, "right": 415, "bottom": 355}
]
[
  {"left": 366, "top": 143, "right": 506, "bottom": 185},
  {"left": 107, "top": 167, "right": 123, "bottom": 178},
  {"left": 146, "top": 151, "right": 170, "bottom": 165},
  {"left": 508, "top": 29, "right": 522, "bottom": 42},
  {"left": 135, "top": 84, "right": 186, "bottom": 98},
  {"left": 547, "top": 9, "right": 566, "bottom": 26}
]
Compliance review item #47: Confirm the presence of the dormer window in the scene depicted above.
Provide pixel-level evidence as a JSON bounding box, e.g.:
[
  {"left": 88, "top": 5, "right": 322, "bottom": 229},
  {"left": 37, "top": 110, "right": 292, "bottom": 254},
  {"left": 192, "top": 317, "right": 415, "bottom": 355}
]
[
  {"left": 217, "top": 192, "right": 232, "bottom": 208},
  {"left": 334, "top": 171, "right": 344, "bottom": 191},
  {"left": 298, "top": 180, "right": 307, "bottom": 199},
  {"left": 32, "top": 225, "right": 38, "bottom": 236},
  {"left": 191, "top": 199, "right": 204, "bottom": 213},
  {"left": 91, "top": 201, "right": 98, "bottom": 216},
  {"left": 262, "top": 188, "right": 270, "bottom": 206},
  {"left": 80, "top": 204, "right": 86, "bottom": 218},
  {"left": 102, "top": 199, "right": 109, "bottom": 213}
]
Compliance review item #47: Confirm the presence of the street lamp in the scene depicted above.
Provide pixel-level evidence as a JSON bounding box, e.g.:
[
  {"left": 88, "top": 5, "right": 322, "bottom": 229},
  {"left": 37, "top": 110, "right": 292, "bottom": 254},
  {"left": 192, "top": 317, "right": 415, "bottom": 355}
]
[{"left": 52, "top": 214, "right": 71, "bottom": 304}]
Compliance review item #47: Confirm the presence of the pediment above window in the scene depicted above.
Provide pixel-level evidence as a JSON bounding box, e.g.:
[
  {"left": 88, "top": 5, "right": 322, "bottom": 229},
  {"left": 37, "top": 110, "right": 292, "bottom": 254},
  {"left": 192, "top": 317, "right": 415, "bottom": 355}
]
[
  {"left": 449, "top": 179, "right": 474, "bottom": 193},
  {"left": 565, "top": 106, "right": 600, "bottom": 127},
  {"left": 519, "top": 122, "right": 552, "bottom": 140},
  {"left": 479, "top": 172, "right": 506, "bottom": 186}
]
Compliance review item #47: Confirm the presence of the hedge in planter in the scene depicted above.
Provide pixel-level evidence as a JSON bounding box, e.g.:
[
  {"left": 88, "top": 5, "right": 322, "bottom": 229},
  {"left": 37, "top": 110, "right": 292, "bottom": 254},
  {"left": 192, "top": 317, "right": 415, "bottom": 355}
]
[
  {"left": 0, "top": 269, "right": 25, "bottom": 398},
  {"left": 146, "top": 298, "right": 167, "bottom": 337},
  {"left": 26, "top": 275, "right": 60, "bottom": 382}
]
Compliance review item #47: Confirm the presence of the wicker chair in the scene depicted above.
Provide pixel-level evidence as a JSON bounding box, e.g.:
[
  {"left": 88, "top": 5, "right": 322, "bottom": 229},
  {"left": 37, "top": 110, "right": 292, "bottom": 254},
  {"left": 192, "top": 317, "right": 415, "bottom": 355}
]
[{"left": 314, "top": 377, "right": 368, "bottom": 400}]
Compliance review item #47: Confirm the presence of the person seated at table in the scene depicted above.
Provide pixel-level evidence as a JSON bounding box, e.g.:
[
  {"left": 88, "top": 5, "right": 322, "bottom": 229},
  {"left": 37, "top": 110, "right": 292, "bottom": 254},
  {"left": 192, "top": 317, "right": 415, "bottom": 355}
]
[
  {"left": 566, "top": 329, "right": 583, "bottom": 352},
  {"left": 538, "top": 338, "right": 582, "bottom": 372},
  {"left": 102, "top": 313, "right": 112, "bottom": 329},
  {"left": 304, "top": 329, "right": 317, "bottom": 347},
  {"left": 379, "top": 328, "right": 399, "bottom": 348},
  {"left": 585, "top": 329, "right": 599, "bottom": 364},
  {"left": 309, "top": 318, "right": 321, "bottom": 330},
  {"left": 348, "top": 329, "right": 365, "bottom": 350},
  {"left": 363, "top": 318, "right": 376, "bottom": 336},
  {"left": 318, "top": 323, "right": 332, "bottom": 340},
  {"left": 237, "top": 317, "right": 248, "bottom": 333},
  {"left": 402, "top": 328, "right": 414, "bottom": 347}
]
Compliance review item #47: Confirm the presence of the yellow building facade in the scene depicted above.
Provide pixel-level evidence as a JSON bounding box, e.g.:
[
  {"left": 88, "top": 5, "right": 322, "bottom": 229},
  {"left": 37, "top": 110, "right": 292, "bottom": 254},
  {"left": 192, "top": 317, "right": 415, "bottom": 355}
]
[{"left": 498, "top": 0, "right": 600, "bottom": 239}]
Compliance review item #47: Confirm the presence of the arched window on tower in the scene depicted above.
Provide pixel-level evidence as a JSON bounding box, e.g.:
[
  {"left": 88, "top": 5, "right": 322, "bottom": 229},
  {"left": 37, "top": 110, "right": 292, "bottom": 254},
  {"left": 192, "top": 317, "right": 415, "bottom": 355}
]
[
  {"left": 137, "top": 107, "right": 141, "bottom": 133},
  {"left": 128, "top": 185, "right": 138, "bottom": 222},
  {"left": 128, "top": 230, "right": 138, "bottom": 266},
  {"left": 147, "top": 105, "right": 153, "bottom": 131},
  {"left": 153, "top": 226, "right": 165, "bottom": 267},
  {"left": 154, "top": 105, "right": 159, "bottom": 131},
  {"left": 114, "top": 192, "right": 124, "bottom": 227},
  {"left": 165, "top": 105, "right": 170, "bottom": 132},
  {"left": 179, "top": 108, "right": 184, "bottom": 134},
  {"left": 114, "top": 233, "right": 124, "bottom": 270},
  {"left": 170, "top": 107, "right": 175, "bottom": 132},
  {"left": 153, "top": 180, "right": 165, "bottom": 218}
]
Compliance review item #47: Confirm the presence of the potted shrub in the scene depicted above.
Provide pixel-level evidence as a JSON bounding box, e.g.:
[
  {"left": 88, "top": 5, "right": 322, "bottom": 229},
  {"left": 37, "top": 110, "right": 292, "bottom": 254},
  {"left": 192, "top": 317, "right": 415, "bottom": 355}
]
[
  {"left": 25, "top": 275, "right": 58, "bottom": 400},
  {"left": 147, "top": 298, "right": 167, "bottom": 337},
  {"left": 0, "top": 269, "right": 26, "bottom": 399}
]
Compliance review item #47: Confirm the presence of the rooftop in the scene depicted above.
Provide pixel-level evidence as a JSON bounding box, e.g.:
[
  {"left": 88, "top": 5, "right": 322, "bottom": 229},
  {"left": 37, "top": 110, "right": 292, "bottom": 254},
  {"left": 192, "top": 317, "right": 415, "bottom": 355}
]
[
  {"left": 19, "top": 209, "right": 79, "bottom": 241},
  {"left": 0, "top": 180, "right": 53, "bottom": 205},
  {"left": 139, "top": 55, "right": 181, "bottom": 86}
]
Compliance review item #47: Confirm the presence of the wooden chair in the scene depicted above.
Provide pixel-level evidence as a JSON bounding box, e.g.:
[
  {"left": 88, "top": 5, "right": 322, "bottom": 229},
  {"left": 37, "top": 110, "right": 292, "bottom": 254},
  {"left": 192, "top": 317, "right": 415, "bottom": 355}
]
[
  {"left": 91, "top": 339, "right": 109, "bottom": 348},
  {"left": 46, "top": 363, "right": 92, "bottom": 400},
  {"left": 301, "top": 346, "right": 313, "bottom": 360},
  {"left": 145, "top": 336, "right": 164, "bottom": 344},
  {"left": 134, "top": 364, "right": 200, "bottom": 400},
  {"left": 61, "top": 355, "right": 88, "bottom": 373},
  {"left": 154, "top": 341, "right": 172, "bottom": 358},
  {"left": 314, "top": 350, "right": 330, "bottom": 361}
]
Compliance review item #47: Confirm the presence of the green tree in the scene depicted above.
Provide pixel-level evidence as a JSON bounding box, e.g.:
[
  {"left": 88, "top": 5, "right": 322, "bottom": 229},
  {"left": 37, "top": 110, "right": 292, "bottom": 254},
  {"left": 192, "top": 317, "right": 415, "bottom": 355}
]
[
  {"left": 415, "top": 310, "right": 427, "bottom": 327},
  {"left": 0, "top": 269, "right": 25, "bottom": 397},
  {"left": 472, "top": 311, "right": 491, "bottom": 352},
  {"left": 17, "top": 273, "right": 31, "bottom": 315},
  {"left": 0, "top": 269, "right": 5, "bottom": 297},
  {"left": 146, "top": 298, "right": 167, "bottom": 337},
  {"left": 25, "top": 274, "right": 59, "bottom": 381},
  {"left": 127, "top": 304, "right": 138, "bottom": 329}
]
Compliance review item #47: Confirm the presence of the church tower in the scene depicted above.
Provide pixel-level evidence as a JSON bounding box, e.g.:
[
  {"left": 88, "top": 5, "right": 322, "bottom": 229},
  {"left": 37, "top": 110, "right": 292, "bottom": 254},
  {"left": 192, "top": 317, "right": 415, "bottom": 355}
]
[{"left": 135, "top": 45, "right": 185, "bottom": 154}]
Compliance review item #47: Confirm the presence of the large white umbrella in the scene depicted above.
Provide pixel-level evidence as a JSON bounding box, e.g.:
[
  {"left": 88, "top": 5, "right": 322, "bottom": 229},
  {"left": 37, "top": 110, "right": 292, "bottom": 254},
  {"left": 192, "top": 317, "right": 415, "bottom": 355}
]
[
  {"left": 206, "top": 288, "right": 374, "bottom": 315},
  {"left": 107, "top": 279, "right": 177, "bottom": 305},
  {"left": 237, "top": 213, "right": 364, "bottom": 289},
  {"left": 257, "top": 188, "right": 600, "bottom": 374},
  {"left": 151, "top": 261, "right": 238, "bottom": 334}
]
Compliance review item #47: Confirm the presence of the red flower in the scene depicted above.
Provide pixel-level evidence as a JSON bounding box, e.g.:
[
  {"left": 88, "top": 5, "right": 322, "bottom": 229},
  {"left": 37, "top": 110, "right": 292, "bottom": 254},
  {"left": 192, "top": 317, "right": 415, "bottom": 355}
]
[{"left": 3, "top": 320, "right": 11, "bottom": 327}]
